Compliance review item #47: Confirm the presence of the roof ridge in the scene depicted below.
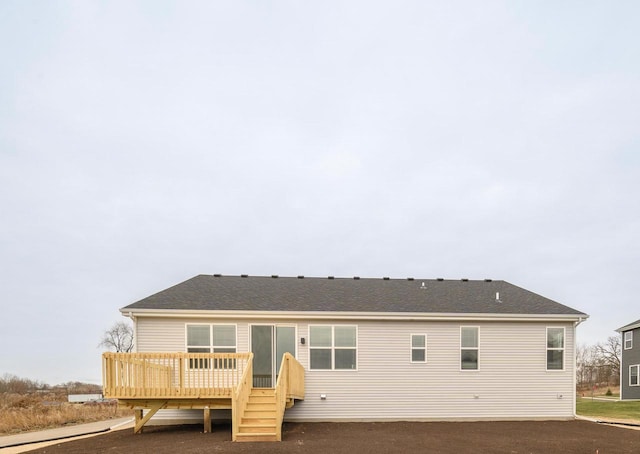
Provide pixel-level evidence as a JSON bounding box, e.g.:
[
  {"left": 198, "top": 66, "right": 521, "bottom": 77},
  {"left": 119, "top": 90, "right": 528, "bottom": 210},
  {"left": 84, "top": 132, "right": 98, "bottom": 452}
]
[{"left": 207, "top": 274, "right": 501, "bottom": 282}]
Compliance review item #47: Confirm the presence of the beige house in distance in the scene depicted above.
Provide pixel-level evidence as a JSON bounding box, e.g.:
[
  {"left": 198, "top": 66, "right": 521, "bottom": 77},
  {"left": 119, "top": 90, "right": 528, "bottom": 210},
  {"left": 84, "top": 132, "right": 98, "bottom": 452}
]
[{"left": 104, "top": 274, "right": 588, "bottom": 442}]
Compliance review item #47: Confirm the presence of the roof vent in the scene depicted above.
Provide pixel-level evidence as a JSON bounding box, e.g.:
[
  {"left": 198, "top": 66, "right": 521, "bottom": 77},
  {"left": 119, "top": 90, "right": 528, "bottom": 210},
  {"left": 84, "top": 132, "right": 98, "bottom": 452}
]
[
  {"left": 437, "top": 278, "right": 444, "bottom": 281},
  {"left": 328, "top": 276, "right": 335, "bottom": 279},
  {"left": 241, "top": 274, "right": 248, "bottom": 278},
  {"left": 213, "top": 274, "right": 222, "bottom": 277},
  {"left": 420, "top": 282, "right": 427, "bottom": 289},
  {"left": 383, "top": 277, "right": 390, "bottom": 280},
  {"left": 496, "top": 292, "right": 502, "bottom": 302},
  {"left": 461, "top": 278, "right": 469, "bottom": 282},
  {"left": 297, "top": 275, "right": 304, "bottom": 279},
  {"left": 407, "top": 277, "right": 414, "bottom": 281},
  {"left": 484, "top": 279, "right": 492, "bottom": 282},
  {"left": 353, "top": 276, "right": 360, "bottom": 280},
  {"left": 271, "top": 275, "right": 279, "bottom": 278}
]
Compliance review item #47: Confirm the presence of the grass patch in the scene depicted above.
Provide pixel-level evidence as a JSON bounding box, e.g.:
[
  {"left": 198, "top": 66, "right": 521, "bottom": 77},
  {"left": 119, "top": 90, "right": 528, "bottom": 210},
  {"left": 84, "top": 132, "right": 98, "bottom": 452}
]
[
  {"left": 0, "top": 392, "right": 131, "bottom": 435},
  {"left": 577, "top": 398, "right": 640, "bottom": 422}
]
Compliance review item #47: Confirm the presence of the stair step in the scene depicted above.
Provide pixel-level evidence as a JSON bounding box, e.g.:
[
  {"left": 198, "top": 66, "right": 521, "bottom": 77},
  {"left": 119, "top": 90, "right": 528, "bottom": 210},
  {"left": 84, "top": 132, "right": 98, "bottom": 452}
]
[
  {"left": 249, "top": 394, "right": 276, "bottom": 402},
  {"left": 241, "top": 417, "right": 276, "bottom": 425},
  {"left": 251, "top": 389, "right": 275, "bottom": 396},
  {"left": 236, "top": 432, "right": 278, "bottom": 442},
  {"left": 246, "top": 403, "right": 276, "bottom": 411},
  {"left": 234, "top": 388, "right": 281, "bottom": 442},
  {"left": 239, "top": 424, "right": 277, "bottom": 433},
  {"left": 244, "top": 409, "right": 276, "bottom": 415}
]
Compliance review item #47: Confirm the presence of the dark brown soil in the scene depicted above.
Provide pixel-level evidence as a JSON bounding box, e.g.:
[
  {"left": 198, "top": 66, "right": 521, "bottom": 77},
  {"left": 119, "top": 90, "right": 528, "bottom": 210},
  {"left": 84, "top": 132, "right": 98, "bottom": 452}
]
[{"left": 28, "top": 420, "right": 640, "bottom": 454}]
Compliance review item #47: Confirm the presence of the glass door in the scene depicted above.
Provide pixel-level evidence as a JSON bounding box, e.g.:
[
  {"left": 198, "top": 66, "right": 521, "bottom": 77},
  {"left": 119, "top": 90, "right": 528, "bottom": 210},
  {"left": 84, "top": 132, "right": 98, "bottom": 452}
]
[
  {"left": 276, "top": 326, "right": 296, "bottom": 379},
  {"left": 251, "top": 325, "right": 273, "bottom": 387},
  {"left": 251, "top": 325, "right": 296, "bottom": 388}
]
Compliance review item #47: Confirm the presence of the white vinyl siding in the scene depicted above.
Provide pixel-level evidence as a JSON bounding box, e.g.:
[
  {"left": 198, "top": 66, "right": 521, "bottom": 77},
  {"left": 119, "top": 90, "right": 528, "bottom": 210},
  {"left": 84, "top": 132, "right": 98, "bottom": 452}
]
[
  {"left": 624, "top": 331, "right": 633, "bottom": 350},
  {"left": 288, "top": 321, "right": 576, "bottom": 421},
  {"left": 135, "top": 317, "right": 577, "bottom": 422}
]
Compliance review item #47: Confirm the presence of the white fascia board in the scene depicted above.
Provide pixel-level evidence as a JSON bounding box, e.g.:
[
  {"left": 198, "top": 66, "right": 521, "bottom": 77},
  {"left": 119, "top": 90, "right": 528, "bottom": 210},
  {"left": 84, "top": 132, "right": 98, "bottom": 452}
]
[
  {"left": 121, "top": 308, "right": 587, "bottom": 323},
  {"left": 616, "top": 322, "right": 640, "bottom": 333}
]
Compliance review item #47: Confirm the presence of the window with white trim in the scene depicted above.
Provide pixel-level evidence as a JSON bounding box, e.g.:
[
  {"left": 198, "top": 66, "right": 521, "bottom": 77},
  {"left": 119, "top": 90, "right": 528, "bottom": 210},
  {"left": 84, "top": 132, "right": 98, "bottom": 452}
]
[
  {"left": 186, "top": 324, "right": 237, "bottom": 369},
  {"left": 624, "top": 331, "right": 633, "bottom": 350},
  {"left": 631, "top": 365, "right": 639, "bottom": 387},
  {"left": 546, "top": 327, "right": 565, "bottom": 370},
  {"left": 411, "top": 334, "right": 426, "bottom": 363},
  {"left": 309, "top": 325, "right": 357, "bottom": 370},
  {"left": 460, "top": 327, "right": 479, "bottom": 370}
]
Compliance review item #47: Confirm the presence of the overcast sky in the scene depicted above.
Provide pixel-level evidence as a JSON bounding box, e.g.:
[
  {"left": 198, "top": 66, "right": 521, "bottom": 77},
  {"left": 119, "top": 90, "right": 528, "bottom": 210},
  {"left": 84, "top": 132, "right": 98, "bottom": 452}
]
[{"left": 1, "top": 1, "right": 639, "bottom": 385}]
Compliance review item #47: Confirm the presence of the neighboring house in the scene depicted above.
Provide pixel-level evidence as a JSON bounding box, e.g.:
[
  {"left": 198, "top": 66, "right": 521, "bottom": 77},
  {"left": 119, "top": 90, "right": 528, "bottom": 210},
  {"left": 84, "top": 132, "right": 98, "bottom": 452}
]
[
  {"left": 616, "top": 319, "right": 640, "bottom": 400},
  {"left": 106, "top": 274, "right": 587, "bottom": 440}
]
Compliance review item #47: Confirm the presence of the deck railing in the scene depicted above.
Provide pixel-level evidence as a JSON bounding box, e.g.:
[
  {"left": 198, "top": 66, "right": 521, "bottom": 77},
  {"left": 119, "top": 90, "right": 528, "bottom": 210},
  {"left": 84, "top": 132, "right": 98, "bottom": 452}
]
[{"left": 103, "top": 352, "right": 253, "bottom": 399}]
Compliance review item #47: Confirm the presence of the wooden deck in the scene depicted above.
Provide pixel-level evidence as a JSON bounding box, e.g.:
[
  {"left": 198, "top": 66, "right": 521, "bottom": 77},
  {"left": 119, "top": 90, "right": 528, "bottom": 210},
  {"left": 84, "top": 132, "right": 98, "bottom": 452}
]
[{"left": 102, "top": 352, "right": 304, "bottom": 441}]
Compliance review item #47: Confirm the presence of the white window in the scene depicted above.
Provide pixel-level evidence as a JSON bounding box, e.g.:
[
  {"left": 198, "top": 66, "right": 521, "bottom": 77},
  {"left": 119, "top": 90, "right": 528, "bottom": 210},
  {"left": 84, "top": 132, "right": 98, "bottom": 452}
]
[
  {"left": 631, "top": 365, "right": 639, "bottom": 387},
  {"left": 547, "top": 327, "right": 565, "bottom": 371},
  {"left": 309, "top": 325, "right": 357, "bottom": 370},
  {"left": 460, "top": 327, "right": 479, "bottom": 370},
  {"left": 411, "top": 334, "right": 427, "bottom": 363},
  {"left": 186, "top": 324, "right": 237, "bottom": 369},
  {"left": 624, "top": 331, "right": 633, "bottom": 350}
]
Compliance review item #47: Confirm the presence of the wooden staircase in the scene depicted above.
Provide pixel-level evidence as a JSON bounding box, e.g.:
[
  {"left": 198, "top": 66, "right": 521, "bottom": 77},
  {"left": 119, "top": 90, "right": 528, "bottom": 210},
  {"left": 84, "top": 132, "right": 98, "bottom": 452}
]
[{"left": 236, "top": 388, "right": 280, "bottom": 442}]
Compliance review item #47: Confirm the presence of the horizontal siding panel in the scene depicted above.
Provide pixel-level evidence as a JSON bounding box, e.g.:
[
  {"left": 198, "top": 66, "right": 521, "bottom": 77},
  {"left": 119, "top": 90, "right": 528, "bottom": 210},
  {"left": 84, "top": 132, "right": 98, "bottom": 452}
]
[
  {"left": 287, "top": 320, "right": 575, "bottom": 421},
  {"left": 134, "top": 317, "right": 576, "bottom": 423}
]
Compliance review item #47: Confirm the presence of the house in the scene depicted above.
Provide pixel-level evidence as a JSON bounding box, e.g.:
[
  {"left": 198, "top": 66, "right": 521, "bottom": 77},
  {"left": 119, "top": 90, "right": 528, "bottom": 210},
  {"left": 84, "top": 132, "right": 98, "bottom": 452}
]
[
  {"left": 104, "top": 274, "right": 588, "bottom": 441},
  {"left": 616, "top": 318, "right": 640, "bottom": 400}
]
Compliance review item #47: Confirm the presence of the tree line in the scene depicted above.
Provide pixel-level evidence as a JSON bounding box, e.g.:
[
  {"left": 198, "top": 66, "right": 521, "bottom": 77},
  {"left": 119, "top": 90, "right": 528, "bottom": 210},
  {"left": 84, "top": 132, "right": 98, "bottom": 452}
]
[
  {"left": 0, "top": 374, "right": 101, "bottom": 394},
  {"left": 576, "top": 335, "right": 620, "bottom": 389}
]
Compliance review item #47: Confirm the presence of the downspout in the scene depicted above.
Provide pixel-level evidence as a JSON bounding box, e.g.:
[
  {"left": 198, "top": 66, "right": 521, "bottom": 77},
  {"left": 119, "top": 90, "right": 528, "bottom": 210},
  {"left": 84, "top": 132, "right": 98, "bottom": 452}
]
[
  {"left": 124, "top": 311, "right": 137, "bottom": 353},
  {"left": 573, "top": 317, "right": 586, "bottom": 418}
]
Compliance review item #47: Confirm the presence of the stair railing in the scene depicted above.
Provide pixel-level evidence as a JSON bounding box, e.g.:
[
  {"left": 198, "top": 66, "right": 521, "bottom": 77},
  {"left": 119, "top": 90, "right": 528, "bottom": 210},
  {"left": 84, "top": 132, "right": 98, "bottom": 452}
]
[
  {"left": 273, "top": 353, "right": 292, "bottom": 441},
  {"left": 231, "top": 352, "right": 253, "bottom": 441}
]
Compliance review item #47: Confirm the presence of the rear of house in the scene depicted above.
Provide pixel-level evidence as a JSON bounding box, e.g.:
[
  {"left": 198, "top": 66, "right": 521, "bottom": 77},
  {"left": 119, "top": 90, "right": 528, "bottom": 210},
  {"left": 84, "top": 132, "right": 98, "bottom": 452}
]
[
  {"left": 617, "top": 319, "right": 640, "bottom": 400},
  {"left": 118, "top": 274, "right": 588, "bottom": 424}
]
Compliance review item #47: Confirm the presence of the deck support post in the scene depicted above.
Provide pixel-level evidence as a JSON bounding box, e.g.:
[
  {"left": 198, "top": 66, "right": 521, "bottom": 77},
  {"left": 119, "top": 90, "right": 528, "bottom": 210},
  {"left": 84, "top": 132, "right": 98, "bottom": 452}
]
[
  {"left": 134, "top": 401, "right": 167, "bottom": 434},
  {"left": 134, "top": 409, "right": 143, "bottom": 433},
  {"left": 203, "top": 406, "right": 211, "bottom": 433}
]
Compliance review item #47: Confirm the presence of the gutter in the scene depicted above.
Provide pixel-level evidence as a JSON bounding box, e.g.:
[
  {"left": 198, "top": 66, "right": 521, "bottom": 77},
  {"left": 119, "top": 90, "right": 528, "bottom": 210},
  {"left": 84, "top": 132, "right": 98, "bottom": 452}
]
[{"left": 120, "top": 308, "right": 588, "bottom": 323}]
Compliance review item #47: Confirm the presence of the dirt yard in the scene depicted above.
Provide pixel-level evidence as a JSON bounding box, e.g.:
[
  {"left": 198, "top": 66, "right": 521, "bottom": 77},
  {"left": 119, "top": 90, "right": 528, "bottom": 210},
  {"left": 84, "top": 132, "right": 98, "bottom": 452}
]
[{"left": 27, "top": 420, "right": 640, "bottom": 454}]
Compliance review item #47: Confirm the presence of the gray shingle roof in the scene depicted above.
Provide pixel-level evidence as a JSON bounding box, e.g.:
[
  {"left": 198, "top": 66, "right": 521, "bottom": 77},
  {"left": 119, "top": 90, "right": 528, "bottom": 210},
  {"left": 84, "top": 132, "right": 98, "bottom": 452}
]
[
  {"left": 617, "top": 318, "right": 640, "bottom": 332},
  {"left": 122, "top": 274, "right": 587, "bottom": 317}
]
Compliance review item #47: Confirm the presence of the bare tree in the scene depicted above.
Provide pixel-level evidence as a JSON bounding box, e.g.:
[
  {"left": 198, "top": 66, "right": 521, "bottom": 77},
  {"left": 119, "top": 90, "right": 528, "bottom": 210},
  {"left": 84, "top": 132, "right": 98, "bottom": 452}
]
[
  {"left": 99, "top": 321, "right": 134, "bottom": 352},
  {"left": 595, "top": 335, "right": 621, "bottom": 383},
  {"left": 575, "top": 343, "right": 591, "bottom": 386}
]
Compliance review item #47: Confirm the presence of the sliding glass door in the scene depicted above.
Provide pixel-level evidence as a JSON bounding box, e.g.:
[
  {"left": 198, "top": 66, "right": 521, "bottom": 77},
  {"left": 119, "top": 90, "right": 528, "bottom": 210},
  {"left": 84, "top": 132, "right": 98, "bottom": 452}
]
[{"left": 251, "top": 325, "right": 296, "bottom": 387}]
